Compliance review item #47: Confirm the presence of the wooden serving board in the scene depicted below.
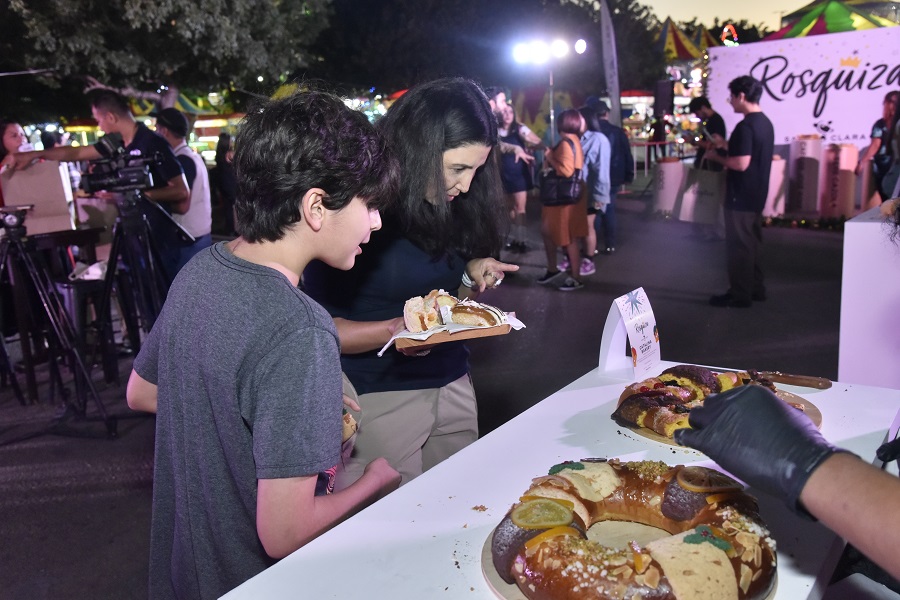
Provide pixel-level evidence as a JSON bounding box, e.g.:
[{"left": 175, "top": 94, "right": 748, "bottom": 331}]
[
  {"left": 394, "top": 323, "right": 511, "bottom": 349},
  {"left": 625, "top": 390, "right": 822, "bottom": 447},
  {"left": 482, "top": 526, "right": 777, "bottom": 600}
]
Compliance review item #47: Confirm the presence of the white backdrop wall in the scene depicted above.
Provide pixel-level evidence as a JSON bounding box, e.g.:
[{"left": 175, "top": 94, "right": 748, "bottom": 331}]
[{"left": 706, "top": 27, "right": 900, "bottom": 151}]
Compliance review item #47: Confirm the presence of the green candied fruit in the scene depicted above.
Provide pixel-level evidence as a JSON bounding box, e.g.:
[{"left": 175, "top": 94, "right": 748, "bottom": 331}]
[
  {"left": 684, "top": 525, "right": 734, "bottom": 553},
  {"left": 549, "top": 461, "right": 585, "bottom": 475}
]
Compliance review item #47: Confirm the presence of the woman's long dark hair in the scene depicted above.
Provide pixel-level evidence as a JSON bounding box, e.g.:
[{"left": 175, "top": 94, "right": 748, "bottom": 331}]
[
  {"left": 215, "top": 132, "right": 231, "bottom": 165},
  {"left": 377, "top": 78, "right": 505, "bottom": 260}
]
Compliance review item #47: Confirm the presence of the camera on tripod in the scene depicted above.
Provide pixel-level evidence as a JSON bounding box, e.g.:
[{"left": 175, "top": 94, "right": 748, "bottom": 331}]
[
  {"left": 0, "top": 205, "right": 33, "bottom": 230},
  {"left": 80, "top": 135, "right": 159, "bottom": 195}
]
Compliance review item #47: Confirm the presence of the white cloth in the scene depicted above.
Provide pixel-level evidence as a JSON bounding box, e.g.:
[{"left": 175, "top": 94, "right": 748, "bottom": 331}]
[{"left": 172, "top": 142, "right": 212, "bottom": 237}]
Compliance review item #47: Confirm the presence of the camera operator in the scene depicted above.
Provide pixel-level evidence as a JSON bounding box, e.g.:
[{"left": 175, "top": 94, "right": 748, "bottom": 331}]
[
  {"left": 1, "top": 90, "right": 190, "bottom": 282},
  {"left": 151, "top": 108, "right": 213, "bottom": 276}
]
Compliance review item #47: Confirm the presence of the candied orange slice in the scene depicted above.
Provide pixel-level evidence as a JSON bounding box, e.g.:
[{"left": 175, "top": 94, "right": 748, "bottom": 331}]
[
  {"left": 518, "top": 495, "right": 575, "bottom": 510},
  {"left": 523, "top": 526, "right": 582, "bottom": 551},
  {"left": 677, "top": 466, "right": 743, "bottom": 494},
  {"left": 511, "top": 498, "right": 574, "bottom": 530},
  {"left": 706, "top": 491, "right": 743, "bottom": 505}
]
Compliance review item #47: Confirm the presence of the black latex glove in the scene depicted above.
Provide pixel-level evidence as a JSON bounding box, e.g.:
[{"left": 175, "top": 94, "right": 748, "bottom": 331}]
[{"left": 674, "top": 385, "right": 845, "bottom": 514}]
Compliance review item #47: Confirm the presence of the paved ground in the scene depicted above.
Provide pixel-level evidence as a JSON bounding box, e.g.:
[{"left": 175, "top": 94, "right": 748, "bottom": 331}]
[{"left": 0, "top": 186, "right": 850, "bottom": 599}]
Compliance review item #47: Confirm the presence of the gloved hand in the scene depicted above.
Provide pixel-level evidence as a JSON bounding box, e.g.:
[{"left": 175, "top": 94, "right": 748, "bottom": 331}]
[{"left": 674, "top": 385, "right": 846, "bottom": 514}]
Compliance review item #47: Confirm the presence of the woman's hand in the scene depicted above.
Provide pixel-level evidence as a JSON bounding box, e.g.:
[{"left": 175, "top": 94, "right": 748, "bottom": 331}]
[{"left": 464, "top": 258, "right": 519, "bottom": 293}]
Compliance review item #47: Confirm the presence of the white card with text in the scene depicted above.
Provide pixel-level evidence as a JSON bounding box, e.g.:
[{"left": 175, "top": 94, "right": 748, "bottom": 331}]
[{"left": 598, "top": 287, "right": 660, "bottom": 379}]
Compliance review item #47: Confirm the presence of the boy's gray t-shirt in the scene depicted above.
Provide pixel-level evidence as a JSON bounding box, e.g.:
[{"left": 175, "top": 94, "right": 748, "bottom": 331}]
[{"left": 134, "top": 242, "right": 343, "bottom": 599}]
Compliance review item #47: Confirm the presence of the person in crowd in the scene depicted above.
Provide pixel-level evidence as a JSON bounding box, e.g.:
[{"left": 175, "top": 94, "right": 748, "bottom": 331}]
[
  {"left": 0, "top": 119, "right": 30, "bottom": 207},
  {"left": 675, "top": 384, "right": 900, "bottom": 582},
  {"left": 591, "top": 99, "right": 633, "bottom": 253},
  {"left": 1, "top": 90, "right": 190, "bottom": 284},
  {"left": 688, "top": 95, "right": 728, "bottom": 241},
  {"left": 537, "top": 108, "right": 587, "bottom": 292},
  {"left": 856, "top": 90, "right": 898, "bottom": 201},
  {"left": 483, "top": 86, "right": 536, "bottom": 166},
  {"left": 880, "top": 92, "right": 900, "bottom": 200},
  {"left": 215, "top": 132, "right": 238, "bottom": 236},
  {"left": 577, "top": 106, "right": 611, "bottom": 276},
  {"left": 303, "top": 78, "right": 518, "bottom": 489},
  {"left": 40, "top": 130, "right": 62, "bottom": 150},
  {"left": 125, "top": 90, "right": 402, "bottom": 599},
  {"left": 688, "top": 96, "right": 727, "bottom": 170},
  {"left": 497, "top": 103, "right": 542, "bottom": 253},
  {"left": 649, "top": 114, "right": 669, "bottom": 161},
  {"left": 703, "top": 75, "right": 774, "bottom": 308},
  {"left": 153, "top": 107, "right": 214, "bottom": 275}
]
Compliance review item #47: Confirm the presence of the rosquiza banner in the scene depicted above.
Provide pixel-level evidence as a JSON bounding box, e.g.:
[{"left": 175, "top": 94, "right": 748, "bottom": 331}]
[{"left": 707, "top": 27, "right": 900, "bottom": 150}]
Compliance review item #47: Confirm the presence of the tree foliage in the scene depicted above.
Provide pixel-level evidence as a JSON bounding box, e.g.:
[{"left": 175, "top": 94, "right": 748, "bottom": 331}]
[
  {"left": 2, "top": 0, "right": 331, "bottom": 120},
  {"left": 306, "top": 0, "right": 664, "bottom": 97}
]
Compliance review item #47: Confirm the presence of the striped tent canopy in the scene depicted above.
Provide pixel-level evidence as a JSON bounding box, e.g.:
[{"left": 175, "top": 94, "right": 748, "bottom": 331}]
[
  {"left": 131, "top": 93, "right": 217, "bottom": 116},
  {"left": 694, "top": 25, "right": 721, "bottom": 52},
  {"left": 782, "top": 0, "right": 899, "bottom": 24},
  {"left": 655, "top": 18, "right": 702, "bottom": 62},
  {"left": 765, "top": 0, "right": 896, "bottom": 39}
]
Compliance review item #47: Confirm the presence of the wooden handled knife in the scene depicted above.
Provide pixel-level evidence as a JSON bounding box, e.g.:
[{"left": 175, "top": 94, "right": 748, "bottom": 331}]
[{"left": 756, "top": 371, "right": 832, "bottom": 390}]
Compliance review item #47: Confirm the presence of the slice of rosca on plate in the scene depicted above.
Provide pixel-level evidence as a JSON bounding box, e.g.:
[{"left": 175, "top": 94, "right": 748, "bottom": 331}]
[
  {"left": 402, "top": 289, "right": 507, "bottom": 333},
  {"left": 612, "top": 364, "right": 812, "bottom": 442}
]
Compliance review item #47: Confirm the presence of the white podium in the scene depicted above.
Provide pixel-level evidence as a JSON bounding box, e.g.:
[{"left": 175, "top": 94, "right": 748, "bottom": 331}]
[{"left": 838, "top": 206, "right": 900, "bottom": 389}]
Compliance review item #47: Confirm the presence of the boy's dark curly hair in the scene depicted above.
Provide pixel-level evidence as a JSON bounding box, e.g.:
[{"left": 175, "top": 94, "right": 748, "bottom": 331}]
[{"left": 233, "top": 90, "right": 400, "bottom": 243}]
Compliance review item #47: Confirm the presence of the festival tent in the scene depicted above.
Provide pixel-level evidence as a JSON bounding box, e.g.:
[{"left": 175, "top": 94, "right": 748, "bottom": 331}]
[
  {"left": 694, "top": 25, "right": 721, "bottom": 52},
  {"left": 764, "top": 0, "right": 896, "bottom": 39},
  {"left": 654, "top": 18, "right": 702, "bottom": 62},
  {"left": 781, "top": 0, "right": 898, "bottom": 24}
]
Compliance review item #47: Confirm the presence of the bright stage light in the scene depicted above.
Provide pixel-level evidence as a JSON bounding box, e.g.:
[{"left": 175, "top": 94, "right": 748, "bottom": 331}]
[
  {"left": 512, "top": 43, "right": 530, "bottom": 64},
  {"left": 574, "top": 39, "right": 587, "bottom": 54},
  {"left": 530, "top": 41, "right": 550, "bottom": 64},
  {"left": 551, "top": 40, "right": 569, "bottom": 59}
]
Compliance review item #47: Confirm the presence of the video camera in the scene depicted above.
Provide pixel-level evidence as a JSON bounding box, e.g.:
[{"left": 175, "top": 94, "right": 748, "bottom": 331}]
[
  {"left": 80, "top": 135, "right": 159, "bottom": 194},
  {"left": 0, "top": 204, "right": 33, "bottom": 230}
]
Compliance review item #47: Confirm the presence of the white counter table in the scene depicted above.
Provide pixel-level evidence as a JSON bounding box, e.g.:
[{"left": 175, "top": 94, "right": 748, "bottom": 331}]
[{"left": 222, "top": 363, "right": 899, "bottom": 600}]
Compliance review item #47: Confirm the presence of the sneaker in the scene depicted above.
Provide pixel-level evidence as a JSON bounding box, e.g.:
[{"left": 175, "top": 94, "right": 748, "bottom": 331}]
[
  {"left": 537, "top": 270, "right": 564, "bottom": 285},
  {"left": 579, "top": 258, "right": 596, "bottom": 276},
  {"left": 558, "top": 277, "right": 584, "bottom": 291},
  {"left": 557, "top": 256, "right": 570, "bottom": 271}
]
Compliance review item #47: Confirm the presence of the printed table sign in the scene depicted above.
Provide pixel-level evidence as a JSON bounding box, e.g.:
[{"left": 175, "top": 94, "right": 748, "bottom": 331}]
[{"left": 597, "top": 287, "right": 660, "bottom": 379}]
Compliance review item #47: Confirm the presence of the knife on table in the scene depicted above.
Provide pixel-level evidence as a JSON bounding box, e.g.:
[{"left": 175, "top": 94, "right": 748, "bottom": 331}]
[
  {"left": 755, "top": 371, "right": 832, "bottom": 390},
  {"left": 710, "top": 368, "right": 833, "bottom": 390}
]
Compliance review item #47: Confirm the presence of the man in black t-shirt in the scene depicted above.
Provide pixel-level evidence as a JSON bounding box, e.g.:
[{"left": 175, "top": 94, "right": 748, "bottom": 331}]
[
  {"left": 3, "top": 90, "right": 188, "bottom": 212},
  {"left": 688, "top": 96, "right": 727, "bottom": 172},
  {"left": 703, "top": 76, "right": 774, "bottom": 308}
]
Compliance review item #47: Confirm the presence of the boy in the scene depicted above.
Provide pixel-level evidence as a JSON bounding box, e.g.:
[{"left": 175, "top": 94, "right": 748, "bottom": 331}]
[{"left": 126, "top": 91, "right": 401, "bottom": 599}]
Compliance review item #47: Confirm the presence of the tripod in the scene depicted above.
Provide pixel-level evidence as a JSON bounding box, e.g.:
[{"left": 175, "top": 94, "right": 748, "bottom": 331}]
[
  {"left": 0, "top": 208, "right": 117, "bottom": 445},
  {"left": 93, "top": 190, "right": 172, "bottom": 356}
]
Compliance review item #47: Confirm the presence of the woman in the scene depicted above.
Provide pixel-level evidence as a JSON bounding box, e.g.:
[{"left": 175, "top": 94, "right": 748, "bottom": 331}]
[
  {"left": 881, "top": 92, "right": 900, "bottom": 201},
  {"left": 498, "top": 103, "right": 541, "bottom": 252},
  {"left": 0, "top": 119, "right": 29, "bottom": 207},
  {"left": 303, "top": 78, "right": 517, "bottom": 488},
  {"left": 579, "top": 106, "right": 612, "bottom": 276},
  {"left": 215, "top": 133, "right": 237, "bottom": 236},
  {"left": 537, "top": 109, "right": 587, "bottom": 291},
  {"left": 856, "top": 91, "right": 898, "bottom": 201}
]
